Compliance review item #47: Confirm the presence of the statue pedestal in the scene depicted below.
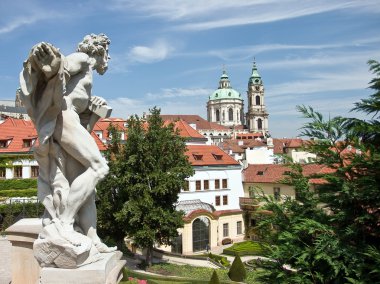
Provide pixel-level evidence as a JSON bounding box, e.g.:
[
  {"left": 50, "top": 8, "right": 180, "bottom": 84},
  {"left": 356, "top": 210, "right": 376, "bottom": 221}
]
[
  {"left": 6, "top": 218, "right": 126, "bottom": 284},
  {"left": 5, "top": 218, "right": 42, "bottom": 284}
]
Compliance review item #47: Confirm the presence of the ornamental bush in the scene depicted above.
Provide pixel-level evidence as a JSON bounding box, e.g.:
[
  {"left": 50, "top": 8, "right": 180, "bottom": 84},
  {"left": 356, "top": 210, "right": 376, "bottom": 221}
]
[
  {"left": 209, "top": 270, "right": 220, "bottom": 284},
  {"left": 228, "top": 255, "right": 246, "bottom": 282}
]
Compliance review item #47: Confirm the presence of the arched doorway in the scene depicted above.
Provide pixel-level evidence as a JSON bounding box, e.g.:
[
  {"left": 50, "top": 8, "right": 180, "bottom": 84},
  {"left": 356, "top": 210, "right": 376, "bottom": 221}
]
[{"left": 192, "top": 217, "right": 210, "bottom": 252}]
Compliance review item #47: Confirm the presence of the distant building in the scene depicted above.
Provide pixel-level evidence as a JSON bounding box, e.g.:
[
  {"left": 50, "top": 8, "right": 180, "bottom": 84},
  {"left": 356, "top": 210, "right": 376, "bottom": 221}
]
[
  {"left": 246, "top": 61, "right": 269, "bottom": 135},
  {"left": 0, "top": 89, "right": 28, "bottom": 121},
  {"left": 157, "top": 119, "right": 245, "bottom": 254},
  {"left": 207, "top": 69, "right": 244, "bottom": 128}
]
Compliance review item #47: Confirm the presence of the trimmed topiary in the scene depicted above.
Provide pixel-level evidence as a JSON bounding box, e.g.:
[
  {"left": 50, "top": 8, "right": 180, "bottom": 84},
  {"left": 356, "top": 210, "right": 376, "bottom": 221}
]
[
  {"left": 209, "top": 270, "right": 220, "bottom": 284},
  {"left": 228, "top": 255, "right": 246, "bottom": 282}
]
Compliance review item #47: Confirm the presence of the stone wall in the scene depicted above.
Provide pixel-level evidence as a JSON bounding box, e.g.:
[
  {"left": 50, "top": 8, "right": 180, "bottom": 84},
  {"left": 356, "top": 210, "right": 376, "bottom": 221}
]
[{"left": 0, "top": 236, "right": 12, "bottom": 284}]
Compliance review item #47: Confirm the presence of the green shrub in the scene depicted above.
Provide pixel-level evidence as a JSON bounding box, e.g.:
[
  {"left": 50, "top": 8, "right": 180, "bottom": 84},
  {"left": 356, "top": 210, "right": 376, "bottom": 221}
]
[
  {"left": 228, "top": 256, "right": 246, "bottom": 282},
  {"left": 0, "top": 179, "right": 37, "bottom": 190},
  {"left": 208, "top": 253, "right": 230, "bottom": 267},
  {"left": 0, "top": 189, "right": 37, "bottom": 197},
  {"left": 0, "top": 201, "right": 44, "bottom": 231},
  {"left": 209, "top": 270, "right": 220, "bottom": 284}
]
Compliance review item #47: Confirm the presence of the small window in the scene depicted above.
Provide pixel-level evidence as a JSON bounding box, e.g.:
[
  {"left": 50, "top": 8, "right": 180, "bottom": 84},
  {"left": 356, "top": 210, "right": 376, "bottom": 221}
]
[
  {"left": 23, "top": 139, "right": 34, "bottom": 148},
  {"left": 274, "top": 187, "right": 281, "bottom": 200},
  {"left": 215, "top": 196, "right": 221, "bottom": 206},
  {"left": 0, "top": 140, "right": 8, "bottom": 148},
  {"left": 193, "top": 154, "right": 203, "bottom": 160},
  {"left": 14, "top": 166, "right": 22, "bottom": 178},
  {"left": 255, "top": 95, "right": 260, "bottom": 105},
  {"left": 215, "top": 179, "right": 220, "bottom": 189},
  {"left": 183, "top": 181, "right": 189, "bottom": 192},
  {"left": 196, "top": 180, "right": 201, "bottom": 191},
  {"left": 204, "top": 180, "right": 209, "bottom": 190},
  {"left": 237, "top": 221, "right": 242, "bottom": 235},
  {"left": 0, "top": 168, "right": 5, "bottom": 178},
  {"left": 212, "top": 154, "right": 223, "bottom": 160},
  {"left": 223, "top": 223, "right": 229, "bottom": 237},
  {"left": 222, "top": 179, "right": 228, "bottom": 189},
  {"left": 31, "top": 166, "right": 39, "bottom": 178},
  {"left": 223, "top": 195, "right": 228, "bottom": 205},
  {"left": 257, "top": 171, "right": 264, "bottom": 176}
]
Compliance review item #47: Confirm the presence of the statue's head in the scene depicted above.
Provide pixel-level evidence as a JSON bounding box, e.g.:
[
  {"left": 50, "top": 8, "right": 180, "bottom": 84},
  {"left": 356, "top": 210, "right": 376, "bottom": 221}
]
[
  {"left": 77, "top": 33, "right": 111, "bottom": 75},
  {"left": 77, "top": 33, "right": 110, "bottom": 56}
]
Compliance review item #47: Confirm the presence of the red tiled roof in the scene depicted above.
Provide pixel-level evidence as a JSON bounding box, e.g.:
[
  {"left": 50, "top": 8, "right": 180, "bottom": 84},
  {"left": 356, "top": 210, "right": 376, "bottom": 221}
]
[
  {"left": 0, "top": 117, "right": 107, "bottom": 153},
  {"left": 272, "top": 138, "right": 308, "bottom": 154},
  {"left": 160, "top": 115, "right": 229, "bottom": 130},
  {"left": 243, "top": 163, "right": 334, "bottom": 184},
  {"left": 221, "top": 139, "right": 266, "bottom": 154},
  {"left": 93, "top": 118, "right": 128, "bottom": 141},
  {"left": 186, "top": 145, "right": 240, "bottom": 166},
  {"left": 164, "top": 119, "right": 206, "bottom": 139},
  {"left": 0, "top": 118, "right": 37, "bottom": 153}
]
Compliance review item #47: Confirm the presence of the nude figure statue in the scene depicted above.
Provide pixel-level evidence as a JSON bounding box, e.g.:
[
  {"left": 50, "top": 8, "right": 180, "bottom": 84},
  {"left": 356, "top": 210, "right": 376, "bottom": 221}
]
[{"left": 19, "top": 34, "right": 116, "bottom": 267}]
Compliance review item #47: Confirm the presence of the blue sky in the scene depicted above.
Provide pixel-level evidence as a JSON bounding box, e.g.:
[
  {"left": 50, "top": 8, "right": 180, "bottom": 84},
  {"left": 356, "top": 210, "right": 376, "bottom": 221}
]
[{"left": 0, "top": 0, "right": 379, "bottom": 138}]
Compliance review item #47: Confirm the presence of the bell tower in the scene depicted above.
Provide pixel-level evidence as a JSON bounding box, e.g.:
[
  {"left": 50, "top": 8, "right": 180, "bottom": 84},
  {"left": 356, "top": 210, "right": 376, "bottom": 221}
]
[{"left": 246, "top": 60, "right": 269, "bottom": 135}]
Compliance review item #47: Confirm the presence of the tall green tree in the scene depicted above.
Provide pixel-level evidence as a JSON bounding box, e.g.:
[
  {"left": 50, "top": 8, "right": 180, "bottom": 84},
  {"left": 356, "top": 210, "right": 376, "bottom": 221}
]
[
  {"left": 97, "top": 107, "right": 193, "bottom": 266},
  {"left": 256, "top": 60, "right": 380, "bottom": 283}
]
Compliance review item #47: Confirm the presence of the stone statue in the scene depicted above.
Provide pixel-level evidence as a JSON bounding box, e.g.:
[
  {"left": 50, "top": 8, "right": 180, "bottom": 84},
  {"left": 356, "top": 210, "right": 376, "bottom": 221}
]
[{"left": 19, "top": 33, "right": 116, "bottom": 268}]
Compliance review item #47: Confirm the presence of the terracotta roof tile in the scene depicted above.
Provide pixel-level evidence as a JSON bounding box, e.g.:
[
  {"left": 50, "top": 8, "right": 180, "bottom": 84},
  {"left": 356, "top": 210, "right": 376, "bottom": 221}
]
[
  {"left": 160, "top": 115, "right": 229, "bottom": 130},
  {"left": 0, "top": 117, "right": 107, "bottom": 153},
  {"left": 186, "top": 145, "right": 240, "bottom": 166},
  {"left": 243, "top": 163, "right": 334, "bottom": 184},
  {"left": 164, "top": 119, "right": 206, "bottom": 139}
]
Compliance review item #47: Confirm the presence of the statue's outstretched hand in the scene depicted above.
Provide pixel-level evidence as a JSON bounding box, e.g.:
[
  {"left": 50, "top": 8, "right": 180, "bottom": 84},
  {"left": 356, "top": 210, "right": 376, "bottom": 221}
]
[
  {"left": 90, "top": 96, "right": 107, "bottom": 107},
  {"left": 32, "top": 42, "right": 61, "bottom": 79}
]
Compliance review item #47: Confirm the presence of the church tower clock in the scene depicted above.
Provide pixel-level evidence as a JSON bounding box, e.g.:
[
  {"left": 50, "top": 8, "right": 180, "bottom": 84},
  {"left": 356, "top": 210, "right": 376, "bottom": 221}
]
[{"left": 246, "top": 61, "right": 269, "bottom": 135}]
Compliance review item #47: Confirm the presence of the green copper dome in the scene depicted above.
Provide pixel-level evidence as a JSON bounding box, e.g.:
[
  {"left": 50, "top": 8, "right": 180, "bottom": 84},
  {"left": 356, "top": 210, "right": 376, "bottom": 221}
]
[
  {"left": 249, "top": 61, "right": 262, "bottom": 85},
  {"left": 209, "top": 88, "right": 241, "bottom": 100},
  {"left": 209, "top": 70, "right": 242, "bottom": 101}
]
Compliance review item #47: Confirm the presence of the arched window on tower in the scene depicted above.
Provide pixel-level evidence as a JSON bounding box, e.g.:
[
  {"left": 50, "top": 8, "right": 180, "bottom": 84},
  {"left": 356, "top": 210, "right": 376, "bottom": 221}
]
[
  {"left": 216, "top": 109, "right": 220, "bottom": 121},
  {"left": 256, "top": 95, "right": 261, "bottom": 105},
  {"left": 257, "top": 118, "right": 263, "bottom": 130},
  {"left": 228, "top": 108, "right": 233, "bottom": 121}
]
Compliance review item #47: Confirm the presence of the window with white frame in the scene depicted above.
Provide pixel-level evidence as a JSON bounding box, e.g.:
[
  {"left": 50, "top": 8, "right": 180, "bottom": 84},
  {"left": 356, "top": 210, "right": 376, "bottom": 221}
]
[
  {"left": 237, "top": 221, "right": 242, "bottom": 235},
  {"left": 223, "top": 223, "right": 229, "bottom": 237}
]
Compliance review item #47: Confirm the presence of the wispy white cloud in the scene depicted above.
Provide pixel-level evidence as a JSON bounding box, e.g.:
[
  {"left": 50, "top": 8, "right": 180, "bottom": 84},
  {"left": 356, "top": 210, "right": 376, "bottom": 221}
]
[
  {"left": 109, "top": 0, "right": 380, "bottom": 31},
  {"left": 268, "top": 69, "right": 372, "bottom": 97},
  {"left": 146, "top": 87, "right": 213, "bottom": 99},
  {"left": 127, "top": 40, "right": 175, "bottom": 64}
]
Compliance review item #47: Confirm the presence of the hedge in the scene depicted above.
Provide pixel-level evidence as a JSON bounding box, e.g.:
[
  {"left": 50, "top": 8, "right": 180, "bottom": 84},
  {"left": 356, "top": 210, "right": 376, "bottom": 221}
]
[
  {"left": 122, "top": 268, "right": 238, "bottom": 284},
  {"left": 0, "top": 189, "right": 37, "bottom": 197},
  {"left": 0, "top": 179, "right": 37, "bottom": 190},
  {"left": 0, "top": 201, "right": 44, "bottom": 231}
]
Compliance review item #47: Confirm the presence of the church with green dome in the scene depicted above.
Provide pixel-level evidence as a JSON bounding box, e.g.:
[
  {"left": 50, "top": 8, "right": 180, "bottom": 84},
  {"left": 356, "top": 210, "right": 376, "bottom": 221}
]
[
  {"left": 206, "top": 69, "right": 244, "bottom": 128},
  {"left": 207, "top": 61, "right": 269, "bottom": 135}
]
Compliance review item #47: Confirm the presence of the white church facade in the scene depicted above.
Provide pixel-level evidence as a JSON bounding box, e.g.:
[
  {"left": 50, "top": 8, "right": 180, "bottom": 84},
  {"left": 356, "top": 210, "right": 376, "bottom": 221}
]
[{"left": 206, "top": 61, "right": 270, "bottom": 137}]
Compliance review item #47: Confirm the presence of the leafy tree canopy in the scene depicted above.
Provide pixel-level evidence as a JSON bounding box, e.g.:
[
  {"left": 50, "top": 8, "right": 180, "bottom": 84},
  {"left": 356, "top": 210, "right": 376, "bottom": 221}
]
[
  {"left": 97, "top": 107, "right": 194, "bottom": 265},
  {"left": 256, "top": 60, "right": 380, "bottom": 283}
]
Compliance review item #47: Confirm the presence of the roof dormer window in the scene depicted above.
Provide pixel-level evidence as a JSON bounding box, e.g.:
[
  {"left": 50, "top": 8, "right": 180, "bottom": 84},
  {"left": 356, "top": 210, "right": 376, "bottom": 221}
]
[
  {"left": 212, "top": 153, "right": 223, "bottom": 160},
  {"left": 193, "top": 154, "right": 203, "bottom": 161},
  {"left": 0, "top": 139, "right": 11, "bottom": 148},
  {"left": 23, "top": 139, "right": 35, "bottom": 148},
  {"left": 257, "top": 171, "right": 264, "bottom": 176}
]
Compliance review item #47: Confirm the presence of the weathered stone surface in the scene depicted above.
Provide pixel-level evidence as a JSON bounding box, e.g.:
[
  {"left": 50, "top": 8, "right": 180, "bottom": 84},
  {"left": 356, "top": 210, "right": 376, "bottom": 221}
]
[{"left": 40, "top": 250, "right": 126, "bottom": 284}]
